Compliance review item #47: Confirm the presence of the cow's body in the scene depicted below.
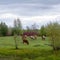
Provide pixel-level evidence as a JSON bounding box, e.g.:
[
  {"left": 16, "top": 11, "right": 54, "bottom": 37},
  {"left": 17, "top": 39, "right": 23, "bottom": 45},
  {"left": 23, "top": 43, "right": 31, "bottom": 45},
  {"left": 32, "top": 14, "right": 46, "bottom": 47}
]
[
  {"left": 22, "top": 35, "right": 29, "bottom": 45},
  {"left": 42, "top": 35, "right": 46, "bottom": 40}
]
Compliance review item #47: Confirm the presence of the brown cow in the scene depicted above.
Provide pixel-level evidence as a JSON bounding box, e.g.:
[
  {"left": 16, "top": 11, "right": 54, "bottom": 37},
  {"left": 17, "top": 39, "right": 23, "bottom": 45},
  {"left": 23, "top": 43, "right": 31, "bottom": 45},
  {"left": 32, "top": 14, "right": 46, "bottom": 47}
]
[{"left": 22, "top": 35, "right": 29, "bottom": 45}]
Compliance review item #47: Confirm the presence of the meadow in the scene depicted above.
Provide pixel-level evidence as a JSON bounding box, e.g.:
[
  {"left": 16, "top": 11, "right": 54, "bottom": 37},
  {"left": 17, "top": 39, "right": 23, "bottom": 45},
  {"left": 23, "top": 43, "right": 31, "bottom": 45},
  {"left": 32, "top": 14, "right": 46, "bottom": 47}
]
[{"left": 0, "top": 36, "right": 59, "bottom": 60}]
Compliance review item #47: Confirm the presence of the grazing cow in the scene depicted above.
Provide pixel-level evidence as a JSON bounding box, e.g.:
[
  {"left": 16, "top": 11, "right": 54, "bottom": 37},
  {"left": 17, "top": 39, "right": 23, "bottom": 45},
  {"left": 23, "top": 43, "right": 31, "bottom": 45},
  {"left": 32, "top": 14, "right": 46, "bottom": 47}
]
[
  {"left": 42, "top": 35, "right": 46, "bottom": 40},
  {"left": 30, "top": 36, "right": 35, "bottom": 39},
  {"left": 22, "top": 32, "right": 37, "bottom": 40},
  {"left": 30, "top": 35, "right": 37, "bottom": 40},
  {"left": 22, "top": 35, "right": 29, "bottom": 45}
]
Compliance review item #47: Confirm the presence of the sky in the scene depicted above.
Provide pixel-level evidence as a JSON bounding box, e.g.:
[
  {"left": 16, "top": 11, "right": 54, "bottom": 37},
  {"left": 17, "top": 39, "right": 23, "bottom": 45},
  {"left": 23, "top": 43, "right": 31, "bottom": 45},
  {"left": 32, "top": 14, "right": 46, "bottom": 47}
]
[{"left": 0, "top": 0, "right": 60, "bottom": 29}]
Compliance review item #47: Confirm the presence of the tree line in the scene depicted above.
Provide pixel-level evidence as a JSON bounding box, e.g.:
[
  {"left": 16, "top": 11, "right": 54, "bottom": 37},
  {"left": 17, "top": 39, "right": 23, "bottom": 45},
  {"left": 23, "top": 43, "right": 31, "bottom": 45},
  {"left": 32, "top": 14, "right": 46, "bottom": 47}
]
[
  {"left": 0, "top": 19, "right": 22, "bottom": 36},
  {"left": 0, "top": 18, "right": 39, "bottom": 36}
]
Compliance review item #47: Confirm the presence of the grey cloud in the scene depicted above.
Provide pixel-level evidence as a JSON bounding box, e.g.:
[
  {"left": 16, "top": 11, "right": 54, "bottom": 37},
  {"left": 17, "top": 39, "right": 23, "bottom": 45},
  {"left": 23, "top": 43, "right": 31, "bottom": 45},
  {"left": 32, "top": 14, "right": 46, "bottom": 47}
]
[
  {"left": 0, "top": 3, "right": 54, "bottom": 16},
  {"left": 0, "top": 0, "right": 60, "bottom": 5},
  {"left": 0, "top": 0, "right": 60, "bottom": 28},
  {"left": 0, "top": 0, "right": 60, "bottom": 16},
  {"left": 32, "top": 0, "right": 60, "bottom": 5}
]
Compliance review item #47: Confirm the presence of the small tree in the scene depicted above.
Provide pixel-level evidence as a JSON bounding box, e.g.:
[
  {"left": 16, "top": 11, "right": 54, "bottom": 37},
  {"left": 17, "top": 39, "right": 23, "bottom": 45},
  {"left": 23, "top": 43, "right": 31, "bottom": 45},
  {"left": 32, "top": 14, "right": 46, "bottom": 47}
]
[
  {"left": 17, "top": 18, "right": 22, "bottom": 35},
  {"left": 13, "top": 19, "right": 22, "bottom": 35},
  {"left": 14, "top": 33, "right": 18, "bottom": 49},
  {"left": 46, "top": 22, "right": 60, "bottom": 50},
  {"left": 13, "top": 18, "right": 22, "bottom": 49}
]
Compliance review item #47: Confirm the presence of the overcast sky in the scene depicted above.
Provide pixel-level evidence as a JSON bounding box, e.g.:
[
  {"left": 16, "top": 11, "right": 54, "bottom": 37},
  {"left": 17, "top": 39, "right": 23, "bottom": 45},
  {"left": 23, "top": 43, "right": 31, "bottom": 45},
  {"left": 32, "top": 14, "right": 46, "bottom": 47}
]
[{"left": 0, "top": 0, "right": 60, "bottom": 29}]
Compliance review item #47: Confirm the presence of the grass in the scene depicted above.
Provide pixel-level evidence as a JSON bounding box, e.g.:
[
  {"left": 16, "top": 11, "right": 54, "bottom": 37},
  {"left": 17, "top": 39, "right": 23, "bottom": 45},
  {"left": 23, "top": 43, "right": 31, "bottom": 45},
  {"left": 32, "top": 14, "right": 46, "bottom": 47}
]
[
  {"left": 0, "top": 36, "right": 59, "bottom": 60},
  {"left": 0, "top": 36, "right": 52, "bottom": 49}
]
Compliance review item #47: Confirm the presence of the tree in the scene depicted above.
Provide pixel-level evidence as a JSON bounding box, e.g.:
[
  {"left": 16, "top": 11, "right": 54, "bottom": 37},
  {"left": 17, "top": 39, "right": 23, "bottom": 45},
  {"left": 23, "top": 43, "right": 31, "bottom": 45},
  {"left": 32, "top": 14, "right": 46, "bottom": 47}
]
[
  {"left": 26, "top": 26, "right": 31, "bottom": 32},
  {"left": 0, "top": 22, "right": 8, "bottom": 36},
  {"left": 13, "top": 18, "right": 22, "bottom": 35},
  {"left": 13, "top": 19, "right": 18, "bottom": 34},
  {"left": 40, "top": 25, "right": 46, "bottom": 36},
  {"left": 45, "top": 22, "right": 60, "bottom": 50},
  {"left": 14, "top": 33, "right": 18, "bottom": 49},
  {"left": 17, "top": 18, "right": 22, "bottom": 35},
  {"left": 30, "top": 23, "right": 39, "bottom": 33},
  {"left": 13, "top": 18, "right": 22, "bottom": 49}
]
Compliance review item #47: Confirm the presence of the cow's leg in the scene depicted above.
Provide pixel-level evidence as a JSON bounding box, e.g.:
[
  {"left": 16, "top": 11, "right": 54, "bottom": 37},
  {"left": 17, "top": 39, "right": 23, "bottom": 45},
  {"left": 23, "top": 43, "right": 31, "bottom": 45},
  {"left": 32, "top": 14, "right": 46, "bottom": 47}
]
[
  {"left": 26, "top": 40, "right": 29, "bottom": 45},
  {"left": 23, "top": 40, "right": 29, "bottom": 45}
]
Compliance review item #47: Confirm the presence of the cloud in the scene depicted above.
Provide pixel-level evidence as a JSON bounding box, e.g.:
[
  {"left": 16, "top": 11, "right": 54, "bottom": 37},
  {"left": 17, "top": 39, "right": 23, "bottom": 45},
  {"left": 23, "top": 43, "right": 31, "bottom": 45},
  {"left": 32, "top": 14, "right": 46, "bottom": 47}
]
[
  {"left": 0, "top": 3, "right": 60, "bottom": 16},
  {"left": 0, "top": 0, "right": 60, "bottom": 29},
  {"left": 0, "top": 13, "right": 60, "bottom": 29},
  {"left": 0, "top": 0, "right": 60, "bottom": 5}
]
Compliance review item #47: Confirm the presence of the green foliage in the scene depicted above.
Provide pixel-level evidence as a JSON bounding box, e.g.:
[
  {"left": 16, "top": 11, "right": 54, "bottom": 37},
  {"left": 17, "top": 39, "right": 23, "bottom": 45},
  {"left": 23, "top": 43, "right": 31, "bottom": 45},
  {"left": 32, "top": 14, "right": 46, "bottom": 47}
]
[
  {"left": 0, "top": 22, "right": 8, "bottom": 36},
  {"left": 40, "top": 25, "right": 46, "bottom": 36},
  {"left": 13, "top": 18, "right": 22, "bottom": 35},
  {"left": 45, "top": 22, "right": 60, "bottom": 50}
]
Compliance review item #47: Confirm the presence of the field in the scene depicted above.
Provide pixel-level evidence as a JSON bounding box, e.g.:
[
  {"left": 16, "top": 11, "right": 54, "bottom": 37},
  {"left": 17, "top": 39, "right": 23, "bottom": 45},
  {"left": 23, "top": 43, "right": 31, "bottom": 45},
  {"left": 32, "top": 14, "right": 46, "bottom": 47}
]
[{"left": 0, "top": 36, "right": 60, "bottom": 60}]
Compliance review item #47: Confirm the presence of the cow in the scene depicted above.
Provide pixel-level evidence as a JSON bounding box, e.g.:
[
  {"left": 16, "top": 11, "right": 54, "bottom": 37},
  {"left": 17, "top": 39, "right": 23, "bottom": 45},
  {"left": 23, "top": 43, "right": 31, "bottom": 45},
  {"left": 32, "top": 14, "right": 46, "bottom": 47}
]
[
  {"left": 42, "top": 35, "right": 46, "bottom": 40},
  {"left": 22, "top": 35, "right": 29, "bottom": 45}
]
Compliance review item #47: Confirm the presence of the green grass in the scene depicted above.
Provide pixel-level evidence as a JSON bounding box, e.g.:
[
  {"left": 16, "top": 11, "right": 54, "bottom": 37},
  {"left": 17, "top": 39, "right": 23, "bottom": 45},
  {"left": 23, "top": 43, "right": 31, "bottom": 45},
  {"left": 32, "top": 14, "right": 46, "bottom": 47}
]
[
  {"left": 0, "top": 36, "right": 59, "bottom": 60},
  {"left": 0, "top": 36, "right": 52, "bottom": 49}
]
